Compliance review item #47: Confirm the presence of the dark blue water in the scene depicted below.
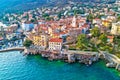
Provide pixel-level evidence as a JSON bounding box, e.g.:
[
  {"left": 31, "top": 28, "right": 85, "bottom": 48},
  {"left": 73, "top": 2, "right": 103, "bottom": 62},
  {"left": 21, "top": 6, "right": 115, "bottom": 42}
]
[{"left": 0, "top": 51, "right": 120, "bottom": 80}]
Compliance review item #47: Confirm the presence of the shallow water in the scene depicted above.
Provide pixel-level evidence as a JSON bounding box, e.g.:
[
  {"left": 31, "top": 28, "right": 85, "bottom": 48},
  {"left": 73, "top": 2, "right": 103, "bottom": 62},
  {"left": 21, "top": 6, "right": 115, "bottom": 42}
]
[{"left": 0, "top": 51, "right": 120, "bottom": 80}]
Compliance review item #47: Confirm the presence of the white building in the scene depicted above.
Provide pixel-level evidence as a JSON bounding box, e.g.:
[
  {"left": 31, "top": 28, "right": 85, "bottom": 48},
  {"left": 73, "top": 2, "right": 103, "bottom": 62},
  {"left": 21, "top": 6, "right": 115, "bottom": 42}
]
[
  {"left": 111, "top": 22, "right": 120, "bottom": 35},
  {"left": 49, "top": 38, "right": 63, "bottom": 51},
  {"left": 21, "top": 22, "right": 35, "bottom": 31}
]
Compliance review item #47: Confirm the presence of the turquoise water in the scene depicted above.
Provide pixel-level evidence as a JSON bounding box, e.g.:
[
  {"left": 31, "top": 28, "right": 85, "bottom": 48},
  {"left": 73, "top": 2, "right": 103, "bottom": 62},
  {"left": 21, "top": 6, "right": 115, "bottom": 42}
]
[{"left": 0, "top": 51, "right": 120, "bottom": 80}]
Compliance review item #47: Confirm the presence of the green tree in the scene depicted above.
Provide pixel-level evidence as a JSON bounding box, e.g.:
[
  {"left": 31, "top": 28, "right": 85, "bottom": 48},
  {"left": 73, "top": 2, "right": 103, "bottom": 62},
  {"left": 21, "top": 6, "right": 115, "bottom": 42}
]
[
  {"left": 4, "top": 17, "right": 9, "bottom": 21},
  {"left": 99, "top": 33, "right": 107, "bottom": 44},
  {"left": 117, "top": 16, "right": 120, "bottom": 21},
  {"left": 57, "top": 12, "right": 62, "bottom": 19},
  {"left": 23, "top": 39, "right": 33, "bottom": 48},
  {"left": 90, "top": 27, "right": 100, "bottom": 37},
  {"left": 113, "top": 36, "right": 120, "bottom": 52},
  {"left": 76, "top": 34, "right": 88, "bottom": 50},
  {"left": 42, "top": 13, "right": 49, "bottom": 18},
  {"left": 87, "top": 14, "right": 94, "bottom": 22},
  {"left": 74, "top": 10, "right": 77, "bottom": 16}
]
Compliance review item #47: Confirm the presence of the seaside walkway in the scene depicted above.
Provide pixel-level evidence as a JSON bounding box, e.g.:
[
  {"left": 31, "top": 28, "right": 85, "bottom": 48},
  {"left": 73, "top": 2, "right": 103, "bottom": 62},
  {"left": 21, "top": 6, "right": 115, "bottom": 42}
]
[
  {"left": 62, "top": 50, "right": 99, "bottom": 63},
  {"left": 67, "top": 50, "right": 98, "bottom": 55},
  {"left": 0, "top": 47, "right": 25, "bottom": 52},
  {"left": 100, "top": 51, "right": 120, "bottom": 70}
]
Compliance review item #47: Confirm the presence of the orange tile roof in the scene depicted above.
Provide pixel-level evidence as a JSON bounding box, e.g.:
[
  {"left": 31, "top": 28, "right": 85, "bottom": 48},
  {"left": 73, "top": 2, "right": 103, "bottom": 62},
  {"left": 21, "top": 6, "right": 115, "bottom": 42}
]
[
  {"left": 49, "top": 38, "right": 63, "bottom": 42},
  {"left": 107, "top": 36, "right": 114, "bottom": 39},
  {"left": 0, "top": 37, "right": 3, "bottom": 40}
]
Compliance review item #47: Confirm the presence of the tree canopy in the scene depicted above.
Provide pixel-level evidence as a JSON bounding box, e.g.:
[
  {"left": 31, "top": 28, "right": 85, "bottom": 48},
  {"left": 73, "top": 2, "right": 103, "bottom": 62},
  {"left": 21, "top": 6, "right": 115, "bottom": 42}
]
[
  {"left": 90, "top": 27, "right": 100, "bottom": 37},
  {"left": 99, "top": 33, "right": 107, "bottom": 44},
  {"left": 23, "top": 39, "right": 33, "bottom": 48},
  {"left": 76, "top": 34, "right": 88, "bottom": 50}
]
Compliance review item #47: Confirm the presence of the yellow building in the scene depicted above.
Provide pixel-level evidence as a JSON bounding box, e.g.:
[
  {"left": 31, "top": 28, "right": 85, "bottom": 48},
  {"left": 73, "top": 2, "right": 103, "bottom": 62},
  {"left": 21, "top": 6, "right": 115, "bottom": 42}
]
[
  {"left": 102, "top": 20, "right": 111, "bottom": 27},
  {"left": 33, "top": 34, "right": 48, "bottom": 49},
  {"left": 111, "top": 22, "right": 120, "bottom": 35},
  {"left": 52, "top": 33, "right": 60, "bottom": 38}
]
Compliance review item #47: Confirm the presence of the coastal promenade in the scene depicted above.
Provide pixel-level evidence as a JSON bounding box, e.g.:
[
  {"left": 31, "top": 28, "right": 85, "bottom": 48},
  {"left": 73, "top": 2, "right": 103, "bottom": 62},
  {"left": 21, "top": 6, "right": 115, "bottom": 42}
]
[
  {"left": 62, "top": 50, "right": 99, "bottom": 64},
  {"left": 100, "top": 51, "right": 120, "bottom": 71},
  {"left": 0, "top": 46, "right": 120, "bottom": 71},
  {"left": 0, "top": 47, "right": 25, "bottom": 52}
]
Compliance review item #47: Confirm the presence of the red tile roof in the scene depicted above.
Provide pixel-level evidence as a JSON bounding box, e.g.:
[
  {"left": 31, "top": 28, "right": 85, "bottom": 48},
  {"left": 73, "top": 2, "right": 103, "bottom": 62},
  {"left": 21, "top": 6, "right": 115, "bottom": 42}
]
[
  {"left": 49, "top": 38, "right": 63, "bottom": 42},
  {"left": 107, "top": 36, "right": 114, "bottom": 39},
  {"left": 0, "top": 37, "right": 3, "bottom": 40}
]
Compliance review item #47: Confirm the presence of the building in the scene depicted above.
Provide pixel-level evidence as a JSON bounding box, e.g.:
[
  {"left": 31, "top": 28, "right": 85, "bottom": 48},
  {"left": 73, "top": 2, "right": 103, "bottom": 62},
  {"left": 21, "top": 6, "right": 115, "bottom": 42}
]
[
  {"left": 49, "top": 38, "right": 63, "bottom": 51},
  {"left": 33, "top": 34, "right": 48, "bottom": 50},
  {"left": 107, "top": 36, "right": 114, "bottom": 43},
  {"left": 102, "top": 20, "right": 111, "bottom": 27},
  {"left": 21, "top": 21, "right": 35, "bottom": 31},
  {"left": 71, "top": 16, "right": 77, "bottom": 27},
  {"left": 111, "top": 22, "right": 120, "bottom": 35},
  {"left": 93, "top": 18, "right": 102, "bottom": 24}
]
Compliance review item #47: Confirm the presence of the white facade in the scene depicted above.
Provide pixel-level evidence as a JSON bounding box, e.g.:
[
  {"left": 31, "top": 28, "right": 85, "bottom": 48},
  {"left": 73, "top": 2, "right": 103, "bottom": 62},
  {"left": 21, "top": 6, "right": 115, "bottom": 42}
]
[
  {"left": 71, "top": 16, "right": 77, "bottom": 27},
  {"left": 49, "top": 42, "right": 62, "bottom": 51},
  {"left": 111, "top": 22, "right": 120, "bottom": 35}
]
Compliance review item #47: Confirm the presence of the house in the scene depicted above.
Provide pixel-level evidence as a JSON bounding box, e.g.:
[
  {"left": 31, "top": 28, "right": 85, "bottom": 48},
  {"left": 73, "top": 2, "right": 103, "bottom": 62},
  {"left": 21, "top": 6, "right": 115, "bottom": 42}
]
[
  {"left": 93, "top": 18, "right": 102, "bottom": 24},
  {"left": 5, "top": 24, "right": 18, "bottom": 33},
  {"left": 111, "top": 22, "right": 120, "bottom": 35},
  {"left": 33, "top": 34, "right": 48, "bottom": 50},
  {"left": 6, "top": 33, "right": 16, "bottom": 40},
  {"left": 102, "top": 20, "right": 111, "bottom": 27},
  {"left": 107, "top": 36, "right": 114, "bottom": 43},
  {"left": 21, "top": 21, "right": 35, "bottom": 31},
  {"left": 49, "top": 38, "right": 63, "bottom": 51}
]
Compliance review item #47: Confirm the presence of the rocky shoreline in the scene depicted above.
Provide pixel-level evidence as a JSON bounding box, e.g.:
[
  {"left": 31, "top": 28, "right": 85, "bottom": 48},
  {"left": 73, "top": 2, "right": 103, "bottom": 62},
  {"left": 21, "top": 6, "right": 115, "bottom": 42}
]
[
  {"left": 0, "top": 47, "right": 120, "bottom": 71},
  {"left": 24, "top": 48, "right": 99, "bottom": 65},
  {"left": 24, "top": 48, "right": 120, "bottom": 71}
]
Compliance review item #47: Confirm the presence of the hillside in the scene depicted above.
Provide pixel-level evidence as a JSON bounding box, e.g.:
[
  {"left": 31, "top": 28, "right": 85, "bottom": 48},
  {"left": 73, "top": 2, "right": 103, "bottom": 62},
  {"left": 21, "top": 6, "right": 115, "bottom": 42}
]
[
  {"left": 0, "top": 0, "right": 116, "bottom": 14},
  {"left": 0, "top": 0, "right": 47, "bottom": 14}
]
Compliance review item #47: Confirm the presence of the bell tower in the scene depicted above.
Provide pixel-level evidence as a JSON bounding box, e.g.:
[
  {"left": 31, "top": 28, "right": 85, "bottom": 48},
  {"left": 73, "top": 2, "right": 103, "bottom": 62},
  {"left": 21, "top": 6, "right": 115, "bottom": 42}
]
[{"left": 71, "top": 16, "right": 77, "bottom": 27}]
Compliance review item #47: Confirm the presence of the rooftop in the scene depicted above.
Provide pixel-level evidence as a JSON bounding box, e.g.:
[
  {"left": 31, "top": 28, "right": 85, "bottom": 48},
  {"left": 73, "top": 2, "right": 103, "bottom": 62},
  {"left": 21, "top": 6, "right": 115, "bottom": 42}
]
[{"left": 49, "top": 38, "right": 63, "bottom": 43}]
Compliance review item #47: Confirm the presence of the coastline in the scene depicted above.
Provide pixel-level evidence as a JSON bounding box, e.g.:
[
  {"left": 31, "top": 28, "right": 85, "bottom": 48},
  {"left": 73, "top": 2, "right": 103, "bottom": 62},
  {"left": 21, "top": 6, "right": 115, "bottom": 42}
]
[
  {"left": 0, "top": 47, "right": 120, "bottom": 71},
  {"left": 0, "top": 51, "right": 120, "bottom": 80}
]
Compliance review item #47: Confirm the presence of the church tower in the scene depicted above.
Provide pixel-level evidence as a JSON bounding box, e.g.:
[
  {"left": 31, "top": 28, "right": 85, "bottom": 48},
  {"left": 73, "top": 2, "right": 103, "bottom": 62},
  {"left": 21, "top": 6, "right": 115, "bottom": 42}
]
[{"left": 71, "top": 16, "right": 77, "bottom": 27}]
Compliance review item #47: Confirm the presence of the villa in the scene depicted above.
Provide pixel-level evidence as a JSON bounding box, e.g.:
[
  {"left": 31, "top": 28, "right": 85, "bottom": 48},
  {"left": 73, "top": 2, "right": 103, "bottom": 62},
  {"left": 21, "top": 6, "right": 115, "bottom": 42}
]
[{"left": 49, "top": 38, "right": 63, "bottom": 51}]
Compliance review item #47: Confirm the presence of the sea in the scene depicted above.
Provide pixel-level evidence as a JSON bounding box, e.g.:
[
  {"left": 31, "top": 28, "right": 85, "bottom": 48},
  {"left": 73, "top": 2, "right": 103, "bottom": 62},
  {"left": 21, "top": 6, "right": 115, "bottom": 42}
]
[{"left": 0, "top": 51, "right": 120, "bottom": 80}]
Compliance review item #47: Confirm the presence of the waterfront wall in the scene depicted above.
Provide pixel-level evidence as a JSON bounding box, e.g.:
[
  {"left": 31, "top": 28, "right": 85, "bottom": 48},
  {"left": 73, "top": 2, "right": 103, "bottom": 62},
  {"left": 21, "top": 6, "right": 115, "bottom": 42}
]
[
  {"left": 1, "top": 47, "right": 120, "bottom": 71},
  {"left": 99, "top": 51, "right": 120, "bottom": 71},
  {"left": 24, "top": 48, "right": 99, "bottom": 65},
  {"left": 0, "top": 47, "right": 25, "bottom": 52}
]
